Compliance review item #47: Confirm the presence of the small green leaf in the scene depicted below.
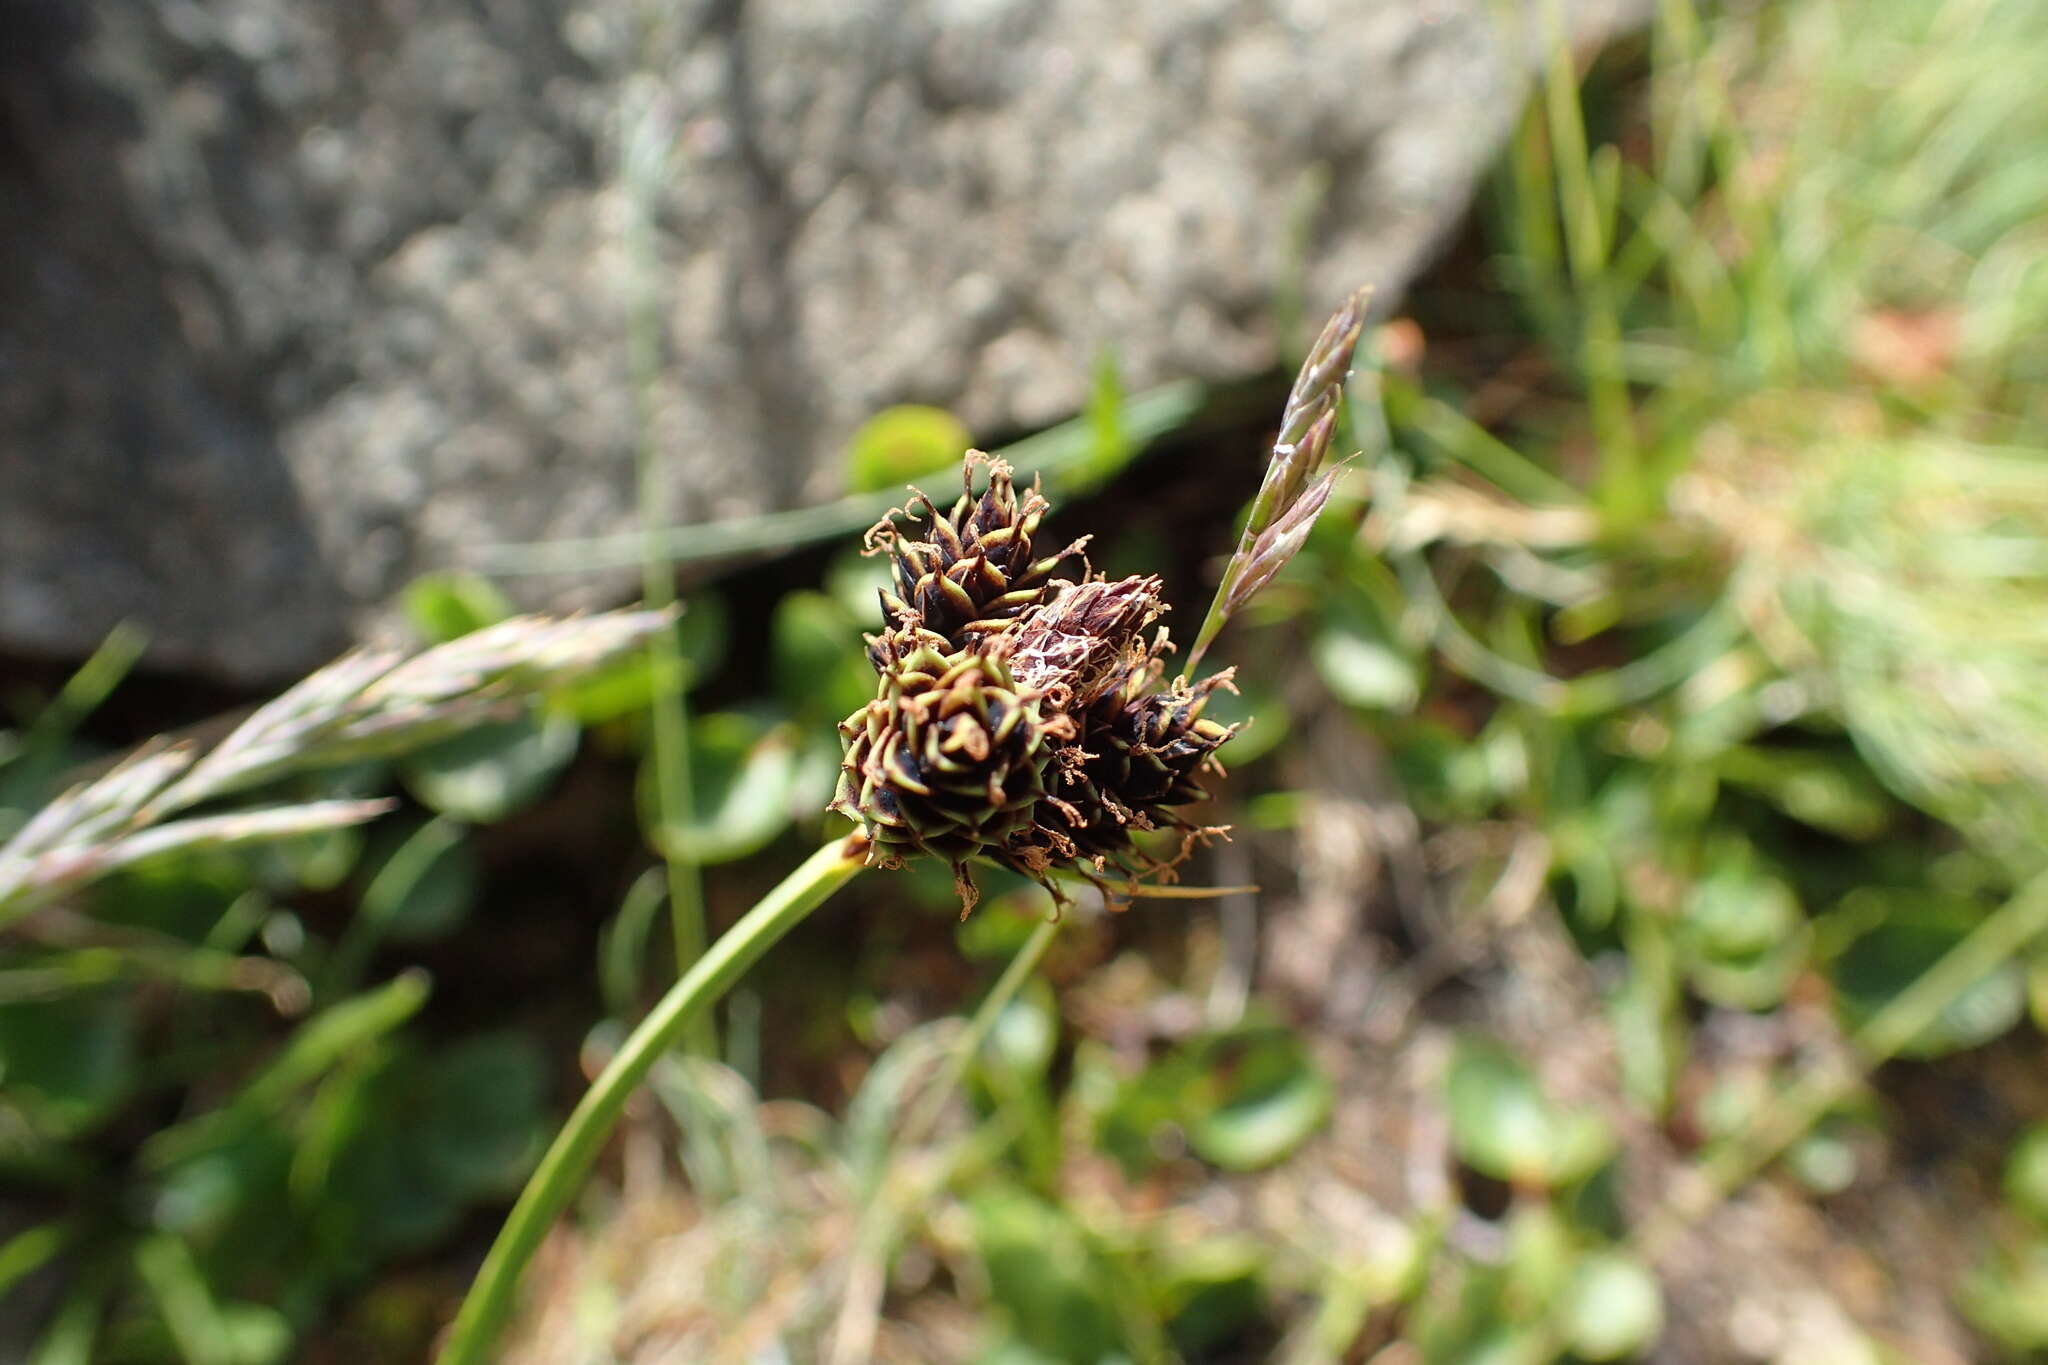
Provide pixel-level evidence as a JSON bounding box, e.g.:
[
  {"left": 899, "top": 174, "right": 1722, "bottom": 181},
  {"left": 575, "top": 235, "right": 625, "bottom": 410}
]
[
  {"left": 969, "top": 1187, "right": 1125, "bottom": 1364},
  {"left": 0, "top": 989, "right": 137, "bottom": 1135},
  {"left": 770, "top": 591, "right": 874, "bottom": 721},
  {"left": 358, "top": 817, "right": 478, "bottom": 945},
  {"left": 825, "top": 547, "right": 897, "bottom": 622},
  {"left": 1314, "top": 628, "right": 1420, "bottom": 711},
  {"left": 645, "top": 712, "right": 800, "bottom": 865},
  {"left": 1559, "top": 1250, "right": 1664, "bottom": 1361},
  {"left": 844, "top": 405, "right": 973, "bottom": 493},
  {"left": 401, "top": 572, "right": 514, "bottom": 644},
  {"left": 325, "top": 1096, "right": 464, "bottom": 1258},
  {"left": 411, "top": 1033, "right": 547, "bottom": 1199},
  {"left": 29, "top": 1279, "right": 105, "bottom": 1365},
  {"left": 1678, "top": 852, "right": 1809, "bottom": 1011},
  {"left": 1184, "top": 1028, "right": 1333, "bottom": 1171},
  {"left": 1151, "top": 1238, "right": 1267, "bottom": 1357},
  {"left": 1095, "top": 1024, "right": 1331, "bottom": 1175},
  {"left": 1447, "top": 1037, "right": 1611, "bottom": 1188},
  {"left": 134, "top": 1234, "right": 234, "bottom": 1365},
  {"left": 984, "top": 979, "right": 1058, "bottom": 1080},
  {"left": 400, "top": 709, "right": 578, "bottom": 823},
  {"left": 152, "top": 1136, "right": 275, "bottom": 1239},
  {"left": 1787, "top": 1127, "right": 1861, "bottom": 1196},
  {"left": 0, "top": 1221, "right": 71, "bottom": 1298},
  {"left": 1964, "top": 1238, "right": 2048, "bottom": 1350}
]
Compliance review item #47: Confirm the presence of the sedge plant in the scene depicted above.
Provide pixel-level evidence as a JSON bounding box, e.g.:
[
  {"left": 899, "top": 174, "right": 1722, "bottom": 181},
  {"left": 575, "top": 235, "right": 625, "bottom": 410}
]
[{"left": 433, "top": 290, "right": 1367, "bottom": 1365}]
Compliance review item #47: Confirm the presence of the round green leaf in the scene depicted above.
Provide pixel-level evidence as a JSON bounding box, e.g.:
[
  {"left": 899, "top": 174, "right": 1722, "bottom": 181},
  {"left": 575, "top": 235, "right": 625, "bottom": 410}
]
[
  {"left": 401, "top": 571, "right": 513, "bottom": 644},
  {"left": 643, "top": 711, "right": 801, "bottom": 864},
  {"left": 771, "top": 590, "right": 874, "bottom": 721},
  {"left": 844, "top": 405, "right": 972, "bottom": 493},
  {"left": 825, "top": 547, "right": 895, "bottom": 622},
  {"left": 411, "top": 1032, "right": 547, "bottom": 1199},
  {"left": 1559, "top": 1250, "right": 1664, "bottom": 1360},
  {"left": 968, "top": 1187, "right": 1124, "bottom": 1363},
  {"left": 359, "top": 817, "right": 478, "bottom": 945},
  {"left": 985, "top": 979, "right": 1059, "bottom": 1080},
  {"left": 1447, "top": 1037, "right": 1611, "bottom": 1188},
  {"left": 1679, "top": 856, "right": 1809, "bottom": 1011},
  {"left": 1787, "top": 1129, "right": 1860, "bottom": 1196},
  {"left": 1184, "top": 1028, "right": 1334, "bottom": 1172},
  {"left": 1314, "top": 628, "right": 1420, "bottom": 712},
  {"left": 401, "top": 709, "right": 578, "bottom": 823}
]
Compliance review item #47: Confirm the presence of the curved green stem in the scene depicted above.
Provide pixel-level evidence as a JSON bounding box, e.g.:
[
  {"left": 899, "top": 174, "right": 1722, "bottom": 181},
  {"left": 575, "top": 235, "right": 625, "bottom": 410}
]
[
  {"left": 435, "top": 836, "right": 869, "bottom": 1365},
  {"left": 1396, "top": 553, "right": 1742, "bottom": 717},
  {"left": 903, "top": 911, "right": 1063, "bottom": 1147}
]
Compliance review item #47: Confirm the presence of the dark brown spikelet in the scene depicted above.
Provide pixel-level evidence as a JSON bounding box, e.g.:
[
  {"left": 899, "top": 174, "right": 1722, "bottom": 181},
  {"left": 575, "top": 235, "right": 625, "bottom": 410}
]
[
  {"left": 829, "top": 639, "right": 1068, "bottom": 912},
  {"left": 864, "top": 452, "right": 1087, "bottom": 657},
  {"left": 1084, "top": 670, "right": 1238, "bottom": 814},
  {"left": 1006, "top": 646, "right": 1238, "bottom": 890}
]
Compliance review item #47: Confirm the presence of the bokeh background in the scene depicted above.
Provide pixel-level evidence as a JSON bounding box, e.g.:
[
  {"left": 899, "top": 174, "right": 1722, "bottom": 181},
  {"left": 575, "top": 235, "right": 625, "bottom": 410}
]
[{"left": 6, "top": 0, "right": 2048, "bottom": 1360}]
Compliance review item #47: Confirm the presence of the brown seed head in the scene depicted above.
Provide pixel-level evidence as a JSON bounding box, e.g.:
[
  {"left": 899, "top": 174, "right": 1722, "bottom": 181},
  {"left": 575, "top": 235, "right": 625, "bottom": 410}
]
[
  {"left": 1003, "top": 574, "right": 1166, "bottom": 710},
  {"left": 864, "top": 452, "right": 1088, "bottom": 654}
]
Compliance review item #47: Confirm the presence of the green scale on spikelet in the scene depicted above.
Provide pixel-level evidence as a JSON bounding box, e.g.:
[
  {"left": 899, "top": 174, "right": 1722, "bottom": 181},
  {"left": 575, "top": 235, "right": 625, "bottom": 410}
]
[{"left": 829, "top": 639, "right": 1069, "bottom": 908}]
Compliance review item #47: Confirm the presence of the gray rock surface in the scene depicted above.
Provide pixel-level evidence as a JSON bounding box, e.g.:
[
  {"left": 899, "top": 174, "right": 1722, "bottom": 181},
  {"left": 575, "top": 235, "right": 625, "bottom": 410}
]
[{"left": 0, "top": 0, "right": 1642, "bottom": 683}]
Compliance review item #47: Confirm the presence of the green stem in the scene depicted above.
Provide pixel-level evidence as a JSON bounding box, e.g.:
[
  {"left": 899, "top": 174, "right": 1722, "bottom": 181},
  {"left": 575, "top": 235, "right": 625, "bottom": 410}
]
[
  {"left": 435, "top": 837, "right": 868, "bottom": 1365},
  {"left": 620, "top": 88, "right": 713, "bottom": 1054},
  {"left": 904, "top": 912, "right": 1063, "bottom": 1147},
  {"left": 829, "top": 910, "right": 1062, "bottom": 1365},
  {"left": 1541, "top": 0, "right": 1642, "bottom": 521},
  {"left": 468, "top": 382, "right": 1208, "bottom": 577}
]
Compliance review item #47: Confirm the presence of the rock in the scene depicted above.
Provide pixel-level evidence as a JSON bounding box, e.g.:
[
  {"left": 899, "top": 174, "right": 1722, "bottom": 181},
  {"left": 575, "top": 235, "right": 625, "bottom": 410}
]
[{"left": 0, "top": 0, "right": 1643, "bottom": 684}]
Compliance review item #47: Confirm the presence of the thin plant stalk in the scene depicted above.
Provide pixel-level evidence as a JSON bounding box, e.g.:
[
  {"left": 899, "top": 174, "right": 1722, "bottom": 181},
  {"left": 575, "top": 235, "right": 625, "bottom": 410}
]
[
  {"left": 434, "top": 836, "right": 869, "bottom": 1365},
  {"left": 904, "top": 911, "right": 1063, "bottom": 1147},
  {"left": 466, "top": 381, "right": 1208, "bottom": 576},
  {"left": 829, "top": 910, "right": 1064, "bottom": 1365},
  {"left": 621, "top": 88, "right": 712, "bottom": 1054},
  {"left": 1540, "top": 0, "right": 1642, "bottom": 520}
]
